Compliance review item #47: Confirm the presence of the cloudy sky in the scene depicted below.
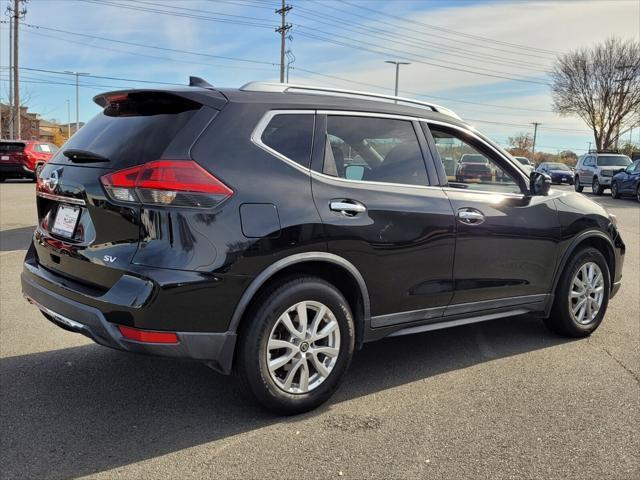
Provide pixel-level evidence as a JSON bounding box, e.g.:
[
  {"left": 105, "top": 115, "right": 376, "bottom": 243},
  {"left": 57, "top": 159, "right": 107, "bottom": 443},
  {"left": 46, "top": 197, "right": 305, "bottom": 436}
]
[{"left": 1, "top": 0, "right": 639, "bottom": 153}]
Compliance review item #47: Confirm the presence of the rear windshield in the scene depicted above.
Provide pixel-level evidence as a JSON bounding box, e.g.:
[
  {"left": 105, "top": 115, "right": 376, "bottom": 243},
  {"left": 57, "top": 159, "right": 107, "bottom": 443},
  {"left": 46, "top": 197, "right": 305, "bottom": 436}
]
[
  {"left": 49, "top": 93, "right": 201, "bottom": 168},
  {"left": 597, "top": 155, "right": 631, "bottom": 167},
  {"left": 460, "top": 154, "right": 488, "bottom": 163},
  {"left": 545, "top": 163, "right": 570, "bottom": 171},
  {"left": 0, "top": 142, "right": 26, "bottom": 153}
]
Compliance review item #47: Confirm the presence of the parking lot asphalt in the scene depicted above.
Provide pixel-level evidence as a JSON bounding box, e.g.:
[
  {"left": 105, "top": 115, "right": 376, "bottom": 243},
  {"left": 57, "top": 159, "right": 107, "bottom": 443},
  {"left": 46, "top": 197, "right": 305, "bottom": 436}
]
[{"left": 0, "top": 181, "right": 638, "bottom": 480}]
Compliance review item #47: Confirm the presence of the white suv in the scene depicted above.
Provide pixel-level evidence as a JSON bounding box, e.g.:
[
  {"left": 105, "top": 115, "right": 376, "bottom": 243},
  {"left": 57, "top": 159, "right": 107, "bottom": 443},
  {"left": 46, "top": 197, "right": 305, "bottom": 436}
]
[{"left": 574, "top": 152, "right": 632, "bottom": 195}]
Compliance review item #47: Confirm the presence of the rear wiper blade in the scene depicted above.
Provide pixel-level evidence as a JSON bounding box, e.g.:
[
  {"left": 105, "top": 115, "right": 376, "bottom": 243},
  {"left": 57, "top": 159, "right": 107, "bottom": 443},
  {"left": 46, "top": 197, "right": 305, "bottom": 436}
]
[{"left": 63, "top": 149, "right": 109, "bottom": 163}]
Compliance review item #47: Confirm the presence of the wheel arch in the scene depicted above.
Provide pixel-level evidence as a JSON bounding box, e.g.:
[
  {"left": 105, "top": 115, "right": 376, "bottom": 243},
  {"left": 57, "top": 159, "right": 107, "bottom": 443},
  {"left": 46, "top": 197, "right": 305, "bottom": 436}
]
[
  {"left": 552, "top": 230, "right": 616, "bottom": 293},
  {"left": 228, "top": 252, "right": 371, "bottom": 346}
]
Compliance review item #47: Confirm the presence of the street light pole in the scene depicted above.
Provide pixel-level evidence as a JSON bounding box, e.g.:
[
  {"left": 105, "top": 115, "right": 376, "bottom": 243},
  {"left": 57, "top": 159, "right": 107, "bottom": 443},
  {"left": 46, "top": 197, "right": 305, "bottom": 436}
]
[
  {"left": 385, "top": 60, "right": 411, "bottom": 99},
  {"left": 65, "top": 99, "right": 71, "bottom": 138},
  {"left": 65, "top": 71, "right": 89, "bottom": 133}
]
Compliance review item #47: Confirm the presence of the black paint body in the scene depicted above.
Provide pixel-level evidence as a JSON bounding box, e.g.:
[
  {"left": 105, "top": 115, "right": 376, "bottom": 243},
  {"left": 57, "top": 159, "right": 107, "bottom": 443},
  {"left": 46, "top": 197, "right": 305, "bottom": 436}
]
[{"left": 21, "top": 85, "right": 625, "bottom": 373}]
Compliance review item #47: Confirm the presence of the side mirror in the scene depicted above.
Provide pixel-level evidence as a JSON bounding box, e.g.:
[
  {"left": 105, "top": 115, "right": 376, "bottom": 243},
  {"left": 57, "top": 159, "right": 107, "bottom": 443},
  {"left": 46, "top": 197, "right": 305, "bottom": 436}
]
[{"left": 530, "top": 171, "right": 551, "bottom": 196}]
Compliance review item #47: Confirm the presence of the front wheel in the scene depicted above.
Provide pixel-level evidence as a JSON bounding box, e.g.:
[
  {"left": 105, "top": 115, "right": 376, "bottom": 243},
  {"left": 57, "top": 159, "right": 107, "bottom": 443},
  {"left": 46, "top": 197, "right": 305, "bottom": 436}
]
[
  {"left": 545, "top": 247, "right": 610, "bottom": 338},
  {"left": 574, "top": 176, "right": 583, "bottom": 192},
  {"left": 636, "top": 185, "right": 640, "bottom": 203},
  {"left": 592, "top": 177, "right": 604, "bottom": 195},
  {"left": 237, "top": 276, "right": 355, "bottom": 414},
  {"left": 611, "top": 181, "right": 620, "bottom": 199}
]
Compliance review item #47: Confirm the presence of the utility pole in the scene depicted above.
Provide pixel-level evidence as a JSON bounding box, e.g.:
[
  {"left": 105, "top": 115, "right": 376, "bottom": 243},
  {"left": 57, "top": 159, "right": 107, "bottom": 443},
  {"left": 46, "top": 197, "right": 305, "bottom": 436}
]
[
  {"left": 385, "top": 60, "right": 411, "bottom": 98},
  {"left": 10, "top": 0, "right": 25, "bottom": 139},
  {"left": 65, "top": 71, "right": 89, "bottom": 133},
  {"left": 65, "top": 99, "right": 71, "bottom": 138},
  {"left": 531, "top": 122, "right": 541, "bottom": 155},
  {"left": 8, "top": 11, "right": 13, "bottom": 138},
  {"left": 275, "top": 0, "right": 291, "bottom": 83}
]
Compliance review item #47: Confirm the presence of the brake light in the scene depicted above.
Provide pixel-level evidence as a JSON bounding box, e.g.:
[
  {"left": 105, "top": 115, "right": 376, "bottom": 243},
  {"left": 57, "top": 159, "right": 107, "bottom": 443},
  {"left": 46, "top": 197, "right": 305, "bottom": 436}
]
[
  {"left": 100, "top": 160, "right": 233, "bottom": 208},
  {"left": 118, "top": 325, "right": 179, "bottom": 344}
]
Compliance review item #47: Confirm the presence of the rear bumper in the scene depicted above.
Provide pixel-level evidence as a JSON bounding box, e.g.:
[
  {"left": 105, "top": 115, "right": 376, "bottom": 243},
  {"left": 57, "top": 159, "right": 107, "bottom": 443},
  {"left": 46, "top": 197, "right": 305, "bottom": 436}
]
[{"left": 21, "top": 253, "right": 236, "bottom": 374}]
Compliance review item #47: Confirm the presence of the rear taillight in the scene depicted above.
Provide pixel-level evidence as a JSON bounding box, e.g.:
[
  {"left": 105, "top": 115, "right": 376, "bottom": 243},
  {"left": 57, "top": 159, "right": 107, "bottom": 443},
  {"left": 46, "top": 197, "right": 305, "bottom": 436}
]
[{"left": 100, "top": 160, "right": 233, "bottom": 208}]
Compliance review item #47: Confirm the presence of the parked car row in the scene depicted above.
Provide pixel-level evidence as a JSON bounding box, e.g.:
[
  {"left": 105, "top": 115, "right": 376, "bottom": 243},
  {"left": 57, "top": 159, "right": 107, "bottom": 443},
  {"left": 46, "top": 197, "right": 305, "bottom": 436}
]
[{"left": 0, "top": 140, "right": 59, "bottom": 181}]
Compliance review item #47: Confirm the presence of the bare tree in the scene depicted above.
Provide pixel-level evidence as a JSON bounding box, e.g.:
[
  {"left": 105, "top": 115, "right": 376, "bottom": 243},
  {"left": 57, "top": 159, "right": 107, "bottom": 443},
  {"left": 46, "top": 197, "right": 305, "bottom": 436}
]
[
  {"left": 507, "top": 132, "right": 534, "bottom": 157},
  {"left": 551, "top": 37, "right": 640, "bottom": 150}
]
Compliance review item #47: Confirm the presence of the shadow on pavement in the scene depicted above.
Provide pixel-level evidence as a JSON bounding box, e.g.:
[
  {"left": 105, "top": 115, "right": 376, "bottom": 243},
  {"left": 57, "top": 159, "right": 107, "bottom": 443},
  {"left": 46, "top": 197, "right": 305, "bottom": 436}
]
[
  {"left": 0, "top": 226, "right": 36, "bottom": 252},
  {"left": 0, "top": 315, "right": 571, "bottom": 479}
]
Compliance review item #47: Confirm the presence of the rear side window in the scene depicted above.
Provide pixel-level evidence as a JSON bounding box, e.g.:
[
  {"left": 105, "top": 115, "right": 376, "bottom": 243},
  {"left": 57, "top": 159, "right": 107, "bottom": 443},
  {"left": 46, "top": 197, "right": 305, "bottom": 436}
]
[
  {"left": 322, "top": 115, "right": 428, "bottom": 186},
  {"left": 49, "top": 93, "right": 201, "bottom": 169},
  {"left": 35, "top": 143, "right": 58, "bottom": 153},
  {"left": 261, "top": 114, "right": 314, "bottom": 168}
]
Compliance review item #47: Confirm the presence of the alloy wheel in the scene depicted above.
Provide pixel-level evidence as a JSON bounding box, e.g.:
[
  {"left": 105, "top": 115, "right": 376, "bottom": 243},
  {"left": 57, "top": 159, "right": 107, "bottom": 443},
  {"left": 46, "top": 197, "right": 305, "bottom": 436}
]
[
  {"left": 568, "top": 262, "right": 605, "bottom": 325},
  {"left": 266, "top": 300, "right": 340, "bottom": 394}
]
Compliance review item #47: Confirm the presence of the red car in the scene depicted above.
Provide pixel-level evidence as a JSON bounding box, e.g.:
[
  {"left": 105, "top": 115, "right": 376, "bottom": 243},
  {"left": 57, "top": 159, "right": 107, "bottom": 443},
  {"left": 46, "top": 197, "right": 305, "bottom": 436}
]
[{"left": 0, "top": 140, "right": 59, "bottom": 182}]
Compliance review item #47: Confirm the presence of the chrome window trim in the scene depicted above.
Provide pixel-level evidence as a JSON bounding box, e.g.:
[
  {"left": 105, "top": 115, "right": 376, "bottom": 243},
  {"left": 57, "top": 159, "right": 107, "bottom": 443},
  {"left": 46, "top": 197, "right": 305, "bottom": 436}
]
[
  {"left": 36, "top": 191, "right": 86, "bottom": 206},
  {"left": 421, "top": 118, "right": 530, "bottom": 192},
  {"left": 250, "top": 109, "right": 317, "bottom": 176},
  {"left": 250, "top": 109, "right": 528, "bottom": 196}
]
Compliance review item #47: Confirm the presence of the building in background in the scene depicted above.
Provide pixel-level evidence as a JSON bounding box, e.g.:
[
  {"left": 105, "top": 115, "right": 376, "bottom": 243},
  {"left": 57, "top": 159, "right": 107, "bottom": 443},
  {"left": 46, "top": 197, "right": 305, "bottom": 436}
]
[{"left": 0, "top": 103, "right": 40, "bottom": 141}]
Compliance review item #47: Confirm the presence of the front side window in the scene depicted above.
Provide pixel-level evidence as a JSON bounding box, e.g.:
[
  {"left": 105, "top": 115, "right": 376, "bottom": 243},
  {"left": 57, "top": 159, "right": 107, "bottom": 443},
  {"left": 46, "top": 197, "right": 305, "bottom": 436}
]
[
  {"left": 430, "top": 127, "right": 521, "bottom": 194},
  {"left": 261, "top": 114, "right": 314, "bottom": 168},
  {"left": 322, "top": 116, "right": 428, "bottom": 186}
]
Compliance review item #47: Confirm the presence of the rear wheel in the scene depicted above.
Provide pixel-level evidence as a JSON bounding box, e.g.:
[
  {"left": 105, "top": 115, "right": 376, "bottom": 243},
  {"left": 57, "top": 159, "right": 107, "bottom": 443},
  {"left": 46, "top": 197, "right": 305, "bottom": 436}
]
[
  {"left": 237, "top": 276, "right": 355, "bottom": 414},
  {"left": 545, "top": 247, "right": 609, "bottom": 338},
  {"left": 636, "top": 185, "right": 640, "bottom": 203},
  {"left": 0, "top": 176, "right": 5, "bottom": 183},
  {"left": 574, "top": 176, "right": 583, "bottom": 192},
  {"left": 592, "top": 177, "right": 604, "bottom": 195},
  {"left": 611, "top": 181, "right": 620, "bottom": 199}
]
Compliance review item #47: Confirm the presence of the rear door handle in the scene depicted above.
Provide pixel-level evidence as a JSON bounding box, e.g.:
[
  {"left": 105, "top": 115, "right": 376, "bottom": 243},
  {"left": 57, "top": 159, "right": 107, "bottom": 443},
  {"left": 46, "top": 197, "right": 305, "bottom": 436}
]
[
  {"left": 330, "top": 199, "right": 367, "bottom": 217},
  {"left": 457, "top": 208, "right": 485, "bottom": 225}
]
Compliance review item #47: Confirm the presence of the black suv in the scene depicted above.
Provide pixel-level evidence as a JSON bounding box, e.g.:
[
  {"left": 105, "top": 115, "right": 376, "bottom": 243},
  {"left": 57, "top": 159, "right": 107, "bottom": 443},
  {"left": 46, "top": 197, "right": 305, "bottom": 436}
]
[{"left": 22, "top": 80, "right": 625, "bottom": 414}]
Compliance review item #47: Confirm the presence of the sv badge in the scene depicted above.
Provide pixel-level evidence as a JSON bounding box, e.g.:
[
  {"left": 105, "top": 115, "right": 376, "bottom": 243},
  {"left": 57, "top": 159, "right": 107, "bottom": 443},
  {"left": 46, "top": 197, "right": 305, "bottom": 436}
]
[{"left": 103, "top": 255, "right": 117, "bottom": 263}]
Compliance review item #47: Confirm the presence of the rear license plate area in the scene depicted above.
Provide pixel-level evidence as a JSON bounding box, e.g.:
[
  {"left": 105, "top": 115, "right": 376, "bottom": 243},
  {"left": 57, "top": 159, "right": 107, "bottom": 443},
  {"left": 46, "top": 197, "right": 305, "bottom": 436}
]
[{"left": 51, "top": 205, "right": 81, "bottom": 238}]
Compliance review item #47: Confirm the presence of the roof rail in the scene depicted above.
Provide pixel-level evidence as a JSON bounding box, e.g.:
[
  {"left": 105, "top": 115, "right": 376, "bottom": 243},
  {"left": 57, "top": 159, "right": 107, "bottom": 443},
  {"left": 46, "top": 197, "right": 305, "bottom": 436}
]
[{"left": 239, "top": 81, "right": 461, "bottom": 120}]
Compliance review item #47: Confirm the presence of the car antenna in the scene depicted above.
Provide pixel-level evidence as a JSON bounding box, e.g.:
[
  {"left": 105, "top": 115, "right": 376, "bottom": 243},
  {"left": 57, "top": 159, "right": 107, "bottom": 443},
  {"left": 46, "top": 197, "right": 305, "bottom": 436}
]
[{"left": 189, "top": 76, "right": 215, "bottom": 89}]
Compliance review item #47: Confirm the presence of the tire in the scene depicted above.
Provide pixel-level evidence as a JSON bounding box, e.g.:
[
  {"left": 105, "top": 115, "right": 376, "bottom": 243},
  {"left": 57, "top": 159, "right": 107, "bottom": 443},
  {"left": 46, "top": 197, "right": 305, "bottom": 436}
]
[
  {"left": 236, "top": 276, "right": 355, "bottom": 414},
  {"left": 545, "top": 247, "right": 610, "bottom": 338},
  {"left": 592, "top": 177, "right": 604, "bottom": 195},
  {"left": 574, "top": 176, "right": 583, "bottom": 192},
  {"left": 636, "top": 185, "right": 640, "bottom": 203},
  {"left": 35, "top": 163, "right": 43, "bottom": 179},
  {"left": 611, "top": 181, "right": 620, "bottom": 199},
  {"left": 0, "top": 176, "right": 5, "bottom": 183}
]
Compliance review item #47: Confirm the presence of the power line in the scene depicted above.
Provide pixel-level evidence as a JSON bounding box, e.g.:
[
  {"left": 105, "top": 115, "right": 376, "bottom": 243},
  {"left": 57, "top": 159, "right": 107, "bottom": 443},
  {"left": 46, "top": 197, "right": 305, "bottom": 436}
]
[
  {"left": 337, "top": 0, "right": 559, "bottom": 56},
  {"left": 20, "top": 22, "right": 277, "bottom": 66},
  {"left": 289, "top": 6, "right": 552, "bottom": 72},
  {"left": 292, "top": 67, "right": 555, "bottom": 114},
  {"left": 294, "top": 30, "right": 550, "bottom": 86},
  {"left": 81, "top": 0, "right": 550, "bottom": 85},
  {"left": 77, "top": 0, "right": 277, "bottom": 29}
]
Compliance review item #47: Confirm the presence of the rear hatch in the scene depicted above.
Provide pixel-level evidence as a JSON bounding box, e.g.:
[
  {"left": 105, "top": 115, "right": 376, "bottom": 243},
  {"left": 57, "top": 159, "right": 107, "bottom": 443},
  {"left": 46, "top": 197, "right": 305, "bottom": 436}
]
[
  {"left": 34, "top": 90, "right": 225, "bottom": 291},
  {"left": 0, "top": 141, "right": 27, "bottom": 166}
]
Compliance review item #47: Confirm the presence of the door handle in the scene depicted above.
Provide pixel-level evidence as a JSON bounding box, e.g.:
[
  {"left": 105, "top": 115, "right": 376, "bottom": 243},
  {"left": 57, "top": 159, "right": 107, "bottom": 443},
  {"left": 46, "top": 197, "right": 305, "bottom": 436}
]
[
  {"left": 330, "top": 200, "right": 367, "bottom": 217},
  {"left": 457, "top": 208, "right": 485, "bottom": 225}
]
